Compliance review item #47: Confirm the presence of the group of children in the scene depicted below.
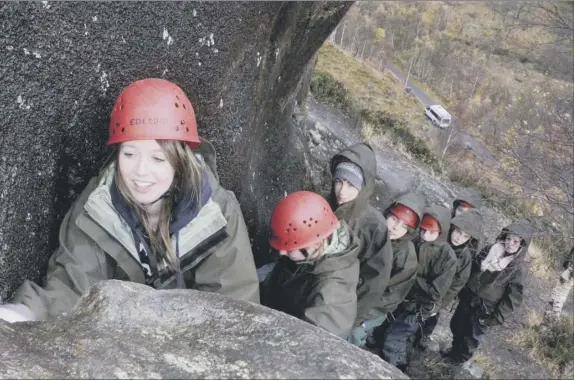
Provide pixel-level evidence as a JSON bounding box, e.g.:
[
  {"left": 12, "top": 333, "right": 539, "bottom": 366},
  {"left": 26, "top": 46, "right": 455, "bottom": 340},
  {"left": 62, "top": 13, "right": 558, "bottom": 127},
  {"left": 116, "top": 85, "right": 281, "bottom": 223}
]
[
  {"left": 259, "top": 141, "right": 532, "bottom": 371},
  {"left": 0, "top": 79, "right": 533, "bottom": 372}
]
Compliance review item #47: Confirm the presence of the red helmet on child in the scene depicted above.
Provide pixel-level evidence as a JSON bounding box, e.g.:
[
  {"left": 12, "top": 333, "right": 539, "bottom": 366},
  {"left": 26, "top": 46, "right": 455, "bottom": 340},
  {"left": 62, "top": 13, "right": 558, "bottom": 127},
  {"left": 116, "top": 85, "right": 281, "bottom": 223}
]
[
  {"left": 269, "top": 191, "right": 339, "bottom": 251},
  {"left": 389, "top": 204, "right": 419, "bottom": 229},
  {"left": 420, "top": 214, "right": 441, "bottom": 232},
  {"left": 107, "top": 78, "right": 200, "bottom": 147}
]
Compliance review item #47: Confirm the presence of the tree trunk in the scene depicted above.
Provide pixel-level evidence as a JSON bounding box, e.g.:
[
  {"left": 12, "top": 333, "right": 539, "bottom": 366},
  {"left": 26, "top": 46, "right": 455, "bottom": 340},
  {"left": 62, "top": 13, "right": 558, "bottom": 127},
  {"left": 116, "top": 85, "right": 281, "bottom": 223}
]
[
  {"left": 360, "top": 39, "right": 367, "bottom": 61},
  {"left": 350, "top": 28, "right": 359, "bottom": 54},
  {"left": 441, "top": 125, "right": 456, "bottom": 160},
  {"left": 470, "top": 68, "right": 482, "bottom": 100},
  {"left": 329, "top": 24, "right": 339, "bottom": 44},
  {"left": 404, "top": 19, "right": 421, "bottom": 89}
]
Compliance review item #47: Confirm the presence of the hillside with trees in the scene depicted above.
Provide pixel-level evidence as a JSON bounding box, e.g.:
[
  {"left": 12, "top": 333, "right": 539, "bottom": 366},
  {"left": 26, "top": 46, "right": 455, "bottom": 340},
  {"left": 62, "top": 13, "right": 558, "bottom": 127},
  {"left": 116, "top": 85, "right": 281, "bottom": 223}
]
[{"left": 327, "top": 1, "right": 573, "bottom": 255}]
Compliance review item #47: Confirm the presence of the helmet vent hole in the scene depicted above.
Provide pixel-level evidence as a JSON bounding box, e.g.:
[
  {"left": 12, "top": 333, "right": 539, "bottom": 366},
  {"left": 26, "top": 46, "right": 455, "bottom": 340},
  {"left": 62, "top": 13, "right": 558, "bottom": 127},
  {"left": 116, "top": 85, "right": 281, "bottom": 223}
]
[
  {"left": 175, "top": 126, "right": 179, "bottom": 131},
  {"left": 293, "top": 228, "right": 297, "bottom": 232},
  {"left": 287, "top": 229, "right": 290, "bottom": 233},
  {"left": 120, "top": 105, "right": 124, "bottom": 110},
  {"left": 309, "top": 217, "right": 313, "bottom": 221},
  {"left": 176, "top": 95, "right": 180, "bottom": 100},
  {"left": 294, "top": 241, "right": 297, "bottom": 245},
  {"left": 315, "top": 220, "right": 318, "bottom": 224},
  {"left": 121, "top": 128, "right": 125, "bottom": 133},
  {"left": 181, "top": 120, "right": 185, "bottom": 125},
  {"left": 186, "top": 127, "right": 189, "bottom": 132},
  {"left": 175, "top": 102, "right": 180, "bottom": 108},
  {"left": 288, "top": 223, "right": 292, "bottom": 227},
  {"left": 182, "top": 104, "right": 187, "bottom": 110},
  {"left": 303, "top": 220, "right": 306, "bottom": 224},
  {"left": 308, "top": 224, "right": 312, "bottom": 227},
  {"left": 317, "top": 234, "right": 320, "bottom": 237},
  {"left": 115, "top": 121, "right": 120, "bottom": 127}
]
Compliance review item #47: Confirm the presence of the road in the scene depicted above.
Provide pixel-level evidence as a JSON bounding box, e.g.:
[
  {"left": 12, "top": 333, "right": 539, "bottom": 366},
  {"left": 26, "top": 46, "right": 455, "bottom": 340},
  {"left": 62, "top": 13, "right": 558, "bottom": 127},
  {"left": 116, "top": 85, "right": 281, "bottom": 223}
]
[{"left": 384, "top": 62, "right": 498, "bottom": 166}]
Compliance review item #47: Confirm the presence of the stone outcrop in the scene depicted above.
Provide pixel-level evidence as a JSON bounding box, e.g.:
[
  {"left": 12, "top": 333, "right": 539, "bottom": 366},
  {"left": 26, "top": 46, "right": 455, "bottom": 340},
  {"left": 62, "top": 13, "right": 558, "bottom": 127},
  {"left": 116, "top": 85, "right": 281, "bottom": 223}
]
[{"left": 0, "top": 280, "right": 408, "bottom": 379}]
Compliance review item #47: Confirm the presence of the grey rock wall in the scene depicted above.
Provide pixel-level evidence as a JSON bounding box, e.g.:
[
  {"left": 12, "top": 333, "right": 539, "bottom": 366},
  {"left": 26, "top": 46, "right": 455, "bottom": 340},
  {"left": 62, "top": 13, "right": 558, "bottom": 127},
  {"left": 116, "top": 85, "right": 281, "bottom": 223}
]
[
  {"left": 0, "top": 280, "right": 408, "bottom": 379},
  {"left": 0, "top": 1, "right": 352, "bottom": 299}
]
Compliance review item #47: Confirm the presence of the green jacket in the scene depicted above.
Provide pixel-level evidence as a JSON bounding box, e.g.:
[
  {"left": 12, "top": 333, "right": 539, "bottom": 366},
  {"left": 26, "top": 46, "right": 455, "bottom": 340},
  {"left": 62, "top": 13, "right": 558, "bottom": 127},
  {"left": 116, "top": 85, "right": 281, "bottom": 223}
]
[
  {"left": 13, "top": 138, "right": 260, "bottom": 320},
  {"left": 260, "top": 221, "right": 360, "bottom": 338},
  {"left": 325, "top": 143, "right": 393, "bottom": 323},
  {"left": 405, "top": 204, "right": 457, "bottom": 317},
  {"left": 462, "top": 220, "right": 532, "bottom": 325},
  {"left": 363, "top": 193, "right": 424, "bottom": 320},
  {"left": 442, "top": 209, "right": 484, "bottom": 307}
]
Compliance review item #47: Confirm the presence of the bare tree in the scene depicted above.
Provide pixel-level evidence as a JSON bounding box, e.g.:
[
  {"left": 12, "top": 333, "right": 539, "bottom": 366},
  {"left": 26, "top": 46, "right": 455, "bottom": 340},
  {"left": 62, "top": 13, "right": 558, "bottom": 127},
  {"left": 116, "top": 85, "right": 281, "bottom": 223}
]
[{"left": 488, "top": 1, "right": 574, "bottom": 44}]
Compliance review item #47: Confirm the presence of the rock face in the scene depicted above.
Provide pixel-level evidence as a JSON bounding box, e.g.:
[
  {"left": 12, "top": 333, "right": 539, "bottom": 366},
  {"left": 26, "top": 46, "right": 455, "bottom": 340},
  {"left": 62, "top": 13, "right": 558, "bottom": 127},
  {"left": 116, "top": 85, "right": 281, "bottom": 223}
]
[
  {"left": 0, "top": 1, "right": 352, "bottom": 298},
  {"left": 0, "top": 280, "right": 407, "bottom": 379}
]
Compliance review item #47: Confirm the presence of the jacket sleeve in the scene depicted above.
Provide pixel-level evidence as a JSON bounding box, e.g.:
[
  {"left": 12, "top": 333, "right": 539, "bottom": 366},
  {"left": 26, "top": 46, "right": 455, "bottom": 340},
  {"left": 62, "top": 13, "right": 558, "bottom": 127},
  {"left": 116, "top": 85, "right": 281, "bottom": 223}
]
[
  {"left": 364, "top": 244, "right": 418, "bottom": 320},
  {"left": 490, "top": 266, "right": 524, "bottom": 325},
  {"left": 304, "top": 260, "right": 360, "bottom": 339},
  {"left": 12, "top": 179, "right": 111, "bottom": 320},
  {"left": 416, "top": 245, "right": 457, "bottom": 313},
  {"left": 441, "top": 250, "right": 472, "bottom": 307},
  {"left": 193, "top": 190, "right": 260, "bottom": 304},
  {"left": 355, "top": 223, "right": 393, "bottom": 321}
]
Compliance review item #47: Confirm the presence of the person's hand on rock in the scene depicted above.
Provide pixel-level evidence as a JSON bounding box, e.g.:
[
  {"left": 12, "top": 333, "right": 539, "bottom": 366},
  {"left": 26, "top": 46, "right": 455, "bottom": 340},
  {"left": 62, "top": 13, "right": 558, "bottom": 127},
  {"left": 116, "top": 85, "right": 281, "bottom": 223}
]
[{"left": 0, "top": 303, "right": 36, "bottom": 323}]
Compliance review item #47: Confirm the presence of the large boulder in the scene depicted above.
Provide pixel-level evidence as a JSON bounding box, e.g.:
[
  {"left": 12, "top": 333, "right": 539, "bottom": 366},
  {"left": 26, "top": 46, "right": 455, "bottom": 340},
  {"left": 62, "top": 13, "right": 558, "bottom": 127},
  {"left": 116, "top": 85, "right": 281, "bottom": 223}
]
[
  {"left": 0, "top": 1, "right": 352, "bottom": 299},
  {"left": 0, "top": 280, "right": 407, "bottom": 379}
]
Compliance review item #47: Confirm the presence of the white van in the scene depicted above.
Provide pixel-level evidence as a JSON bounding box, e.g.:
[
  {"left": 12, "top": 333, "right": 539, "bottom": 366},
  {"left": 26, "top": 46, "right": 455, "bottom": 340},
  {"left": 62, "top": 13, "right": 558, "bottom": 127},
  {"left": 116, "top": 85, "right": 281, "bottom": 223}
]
[{"left": 424, "top": 105, "right": 451, "bottom": 128}]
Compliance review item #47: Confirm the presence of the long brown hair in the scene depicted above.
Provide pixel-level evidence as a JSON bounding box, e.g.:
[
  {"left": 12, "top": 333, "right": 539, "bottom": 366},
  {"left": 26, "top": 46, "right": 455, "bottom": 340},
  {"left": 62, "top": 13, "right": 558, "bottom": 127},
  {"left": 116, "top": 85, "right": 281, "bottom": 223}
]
[{"left": 115, "top": 140, "right": 203, "bottom": 273}]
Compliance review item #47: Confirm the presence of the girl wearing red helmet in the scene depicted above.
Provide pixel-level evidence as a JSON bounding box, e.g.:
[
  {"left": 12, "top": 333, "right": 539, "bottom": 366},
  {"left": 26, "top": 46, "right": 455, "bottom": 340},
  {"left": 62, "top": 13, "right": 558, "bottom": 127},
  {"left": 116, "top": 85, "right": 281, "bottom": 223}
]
[
  {"left": 418, "top": 208, "right": 484, "bottom": 351},
  {"left": 0, "top": 79, "right": 259, "bottom": 323},
  {"left": 360, "top": 193, "right": 424, "bottom": 348},
  {"left": 260, "top": 191, "right": 360, "bottom": 338},
  {"left": 378, "top": 204, "right": 457, "bottom": 371}
]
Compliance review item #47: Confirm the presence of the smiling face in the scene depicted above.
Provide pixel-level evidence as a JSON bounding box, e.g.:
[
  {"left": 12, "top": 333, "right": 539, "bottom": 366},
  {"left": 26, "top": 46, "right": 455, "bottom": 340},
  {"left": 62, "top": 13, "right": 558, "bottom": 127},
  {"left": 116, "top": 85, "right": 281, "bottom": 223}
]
[
  {"left": 504, "top": 233, "right": 522, "bottom": 254},
  {"left": 117, "top": 140, "right": 175, "bottom": 205},
  {"left": 333, "top": 179, "right": 360, "bottom": 205}
]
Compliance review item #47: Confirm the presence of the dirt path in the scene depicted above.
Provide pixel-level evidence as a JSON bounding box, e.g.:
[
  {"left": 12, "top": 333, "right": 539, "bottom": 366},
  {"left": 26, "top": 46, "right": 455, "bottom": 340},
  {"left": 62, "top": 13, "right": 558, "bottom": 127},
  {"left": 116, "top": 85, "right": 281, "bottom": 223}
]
[{"left": 305, "top": 97, "right": 562, "bottom": 379}]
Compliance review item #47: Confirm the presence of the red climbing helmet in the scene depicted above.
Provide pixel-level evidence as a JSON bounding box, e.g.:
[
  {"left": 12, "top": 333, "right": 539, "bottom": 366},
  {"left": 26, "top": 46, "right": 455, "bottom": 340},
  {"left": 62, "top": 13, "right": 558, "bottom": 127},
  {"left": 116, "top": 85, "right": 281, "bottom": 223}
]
[
  {"left": 420, "top": 214, "right": 441, "bottom": 232},
  {"left": 389, "top": 204, "right": 419, "bottom": 229},
  {"left": 107, "top": 78, "right": 200, "bottom": 147},
  {"left": 269, "top": 191, "right": 339, "bottom": 251},
  {"left": 458, "top": 201, "right": 473, "bottom": 210}
]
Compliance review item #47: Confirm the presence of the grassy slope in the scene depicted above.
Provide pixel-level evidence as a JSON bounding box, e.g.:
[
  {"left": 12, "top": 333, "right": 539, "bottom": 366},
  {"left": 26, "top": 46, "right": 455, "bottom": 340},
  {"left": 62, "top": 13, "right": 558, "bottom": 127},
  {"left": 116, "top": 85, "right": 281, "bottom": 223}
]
[{"left": 315, "top": 43, "right": 425, "bottom": 126}]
